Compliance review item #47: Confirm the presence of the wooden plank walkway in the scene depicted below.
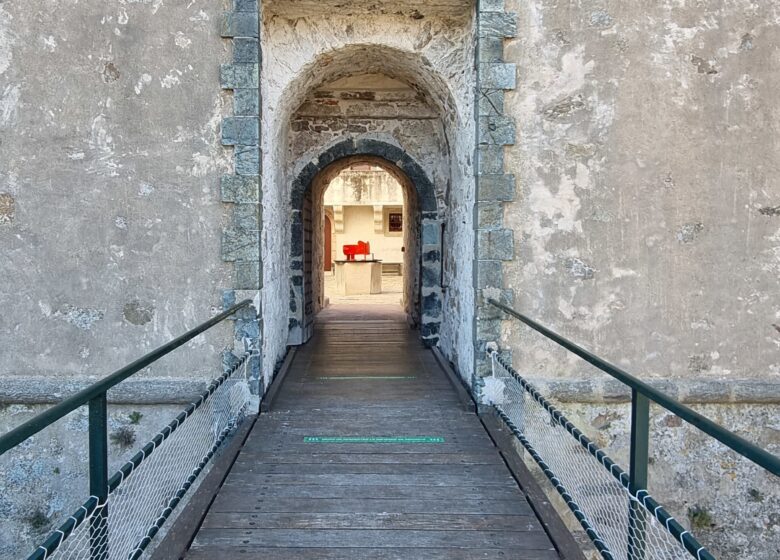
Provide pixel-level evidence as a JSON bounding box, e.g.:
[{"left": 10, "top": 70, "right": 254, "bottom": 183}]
[{"left": 186, "top": 305, "right": 559, "bottom": 559}]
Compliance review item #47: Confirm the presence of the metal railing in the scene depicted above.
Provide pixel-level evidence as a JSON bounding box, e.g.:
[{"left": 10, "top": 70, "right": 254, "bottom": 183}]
[
  {"left": 0, "top": 299, "right": 254, "bottom": 560},
  {"left": 486, "top": 298, "right": 780, "bottom": 560}
]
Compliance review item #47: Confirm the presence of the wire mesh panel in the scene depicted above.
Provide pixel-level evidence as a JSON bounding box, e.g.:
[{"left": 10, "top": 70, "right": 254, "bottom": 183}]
[
  {"left": 30, "top": 354, "right": 252, "bottom": 560},
  {"left": 488, "top": 351, "right": 714, "bottom": 560}
]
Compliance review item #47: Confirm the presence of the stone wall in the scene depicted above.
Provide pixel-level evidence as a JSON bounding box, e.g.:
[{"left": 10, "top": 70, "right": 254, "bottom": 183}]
[
  {"left": 0, "top": 1, "right": 236, "bottom": 385},
  {"left": 491, "top": 0, "right": 780, "bottom": 556},
  {"left": 501, "top": 0, "right": 780, "bottom": 384}
]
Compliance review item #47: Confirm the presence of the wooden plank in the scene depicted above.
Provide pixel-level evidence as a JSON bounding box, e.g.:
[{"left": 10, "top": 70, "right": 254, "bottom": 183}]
[
  {"left": 219, "top": 472, "right": 516, "bottom": 487},
  {"left": 208, "top": 496, "right": 534, "bottom": 515},
  {"left": 191, "top": 528, "right": 556, "bottom": 549},
  {"left": 215, "top": 482, "right": 523, "bottom": 500},
  {"left": 200, "top": 512, "right": 543, "bottom": 531},
  {"left": 187, "top": 547, "right": 560, "bottom": 560},
  {"left": 230, "top": 461, "right": 512, "bottom": 476},
  {"left": 230, "top": 452, "right": 504, "bottom": 465},
  {"left": 431, "top": 346, "right": 476, "bottom": 412}
]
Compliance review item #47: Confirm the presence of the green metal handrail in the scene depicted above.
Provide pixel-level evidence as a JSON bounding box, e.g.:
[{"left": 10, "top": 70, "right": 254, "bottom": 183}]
[
  {"left": 486, "top": 298, "right": 780, "bottom": 478},
  {"left": 0, "top": 299, "right": 252, "bottom": 560},
  {"left": 0, "top": 299, "right": 253, "bottom": 455}
]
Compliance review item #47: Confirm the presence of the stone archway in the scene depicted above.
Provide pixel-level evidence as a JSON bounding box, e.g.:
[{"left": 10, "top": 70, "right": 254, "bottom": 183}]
[{"left": 288, "top": 139, "right": 442, "bottom": 347}]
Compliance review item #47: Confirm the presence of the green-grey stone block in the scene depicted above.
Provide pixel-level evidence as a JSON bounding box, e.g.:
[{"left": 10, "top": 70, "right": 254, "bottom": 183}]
[
  {"left": 235, "top": 145, "right": 260, "bottom": 176},
  {"left": 234, "top": 260, "right": 261, "bottom": 290},
  {"left": 220, "top": 11, "right": 258, "bottom": 38},
  {"left": 222, "top": 228, "right": 260, "bottom": 262},
  {"left": 480, "top": 63, "right": 516, "bottom": 89},
  {"left": 479, "top": 174, "right": 516, "bottom": 201},
  {"left": 480, "top": 12, "right": 517, "bottom": 38},
  {"left": 422, "top": 222, "right": 440, "bottom": 245},
  {"left": 478, "top": 228, "right": 514, "bottom": 260},
  {"left": 478, "top": 260, "right": 503, "bottom": 289},
  {"left": 234, "top": 88, "right": 259, "bottom": 116},
  {"left": 221, "top": 175, "right": 259, "bottom": 203},
  {"left": 478, "top": 202, "right": 503, "bottom": 229},
  {"left": 477, "top": 288, "right": 515, "bottom": 317},
  {"left": 479, "top": 115, "right": 516, "bottom": 145},
  {"left": 479, "top": 89, "right": 504, "bottom": 116},
  {"left": 480, "top": 0, "right": 505, "bottom": 12},
  {"left": 235, "top": 0, "right": 258, "bottom": 14},
  {"left": 479, "top": 37, "right": 504, "bottom": 63},
  {"left": 220, "top": 63, "right": 259, "bottom": 89},
  {"left": 477, "top": 317, "right": 502, "bottom": 341},
  {"left": 478, "top": 145, "right": 504, "bottom": 174},
  {"left": 222, "top": 116, "right": 259, "bottom": 146},
  {"left": 233, "top": 38, "right": 259, "bottom": 63},
  {"left": 233, "top": 203, "right": 261, "bottom": 231}
]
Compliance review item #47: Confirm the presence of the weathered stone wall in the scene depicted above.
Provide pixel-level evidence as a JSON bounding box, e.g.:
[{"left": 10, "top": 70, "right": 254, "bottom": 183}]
[
  {"left": 493, "top": 1, "right": 780, "bottom": 556},
  {"left": 0, "top": 1, "right": 235, "bottom": 382},
  {"left": 501, "top": 0, "right": 780, "bottom": 383}
]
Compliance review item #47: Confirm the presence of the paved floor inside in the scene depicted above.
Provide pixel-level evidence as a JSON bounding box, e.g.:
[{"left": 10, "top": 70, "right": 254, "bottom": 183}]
[{"left": 186, "top": 304, "right": 559, "bottom": 559}]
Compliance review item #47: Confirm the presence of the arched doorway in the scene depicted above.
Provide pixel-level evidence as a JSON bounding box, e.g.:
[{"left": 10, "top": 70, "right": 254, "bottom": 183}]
[{"left": 288, "top": 139, "right": 442, "bottom": 347}]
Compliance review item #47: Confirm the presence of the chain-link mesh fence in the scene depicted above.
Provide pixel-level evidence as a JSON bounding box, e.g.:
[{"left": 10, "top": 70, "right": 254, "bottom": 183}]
[
  {"left": 29, "top": 353, "right": 252, "bottom": 560},
  {"left": 488, "top": 351, "right": 714, "bottom": 560}
]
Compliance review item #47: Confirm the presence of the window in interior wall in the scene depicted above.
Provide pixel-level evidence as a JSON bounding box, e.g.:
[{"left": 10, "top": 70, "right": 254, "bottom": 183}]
[{"left": 388, "top": 212, "right": 403, "bottom": 232}]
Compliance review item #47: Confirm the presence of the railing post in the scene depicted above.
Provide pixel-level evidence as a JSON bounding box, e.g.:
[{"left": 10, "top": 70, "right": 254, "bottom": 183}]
[
  {"left": 628, "top": 389, "right": 649, "bottom": 560},
  {"left": 88, "top": 394, "right": 109, "bottom": 560}
]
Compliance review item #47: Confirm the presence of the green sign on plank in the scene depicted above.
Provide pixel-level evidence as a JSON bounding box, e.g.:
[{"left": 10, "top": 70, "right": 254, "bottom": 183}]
[{"left": 304, "top": 436, "right": 445, "bottom": 444}]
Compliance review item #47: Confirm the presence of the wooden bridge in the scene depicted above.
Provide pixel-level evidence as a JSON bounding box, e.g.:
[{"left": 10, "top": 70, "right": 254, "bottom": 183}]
[{"left": 175, "top": 305, "right": 569, "bottom": 559}]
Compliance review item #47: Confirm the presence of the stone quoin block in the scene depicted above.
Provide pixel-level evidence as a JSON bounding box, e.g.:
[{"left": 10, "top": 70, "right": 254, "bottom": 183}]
[
  {"left": 479, "top": 89, "right": 504, "bottom": 116},
  {"left": 478, "top": 260, "right": 503, "bottom": 289},
  {"left": 234, "top": 89, "right": 260, "bottom": 115},
  {"left": 478, "top": 202, "right": 504, "bottom": 230},
  {"left": 480, "top": 63, "right": 517, "bottom": 90},
  {"left": 235, "top": 145, "right": 260, "bottom": 176},
  {"left": 479, "top": 12, "right": 518, "bottom": 38},
  {"left": 234, "top": 260, "right": 261, "bottom": 290},
  {"left": 422, "top": 222, "right": 440, "bottom": 245},
  {"left": 233, "top": 38, "right": 259, "bottom": 63},
  {"left": 221, "top": 175, "right": 259, "bottom": 203},
  {"left": 477, "top": 146, "right": 504, "bottom": 174},
  {"left": 220, "top": 63, "right": 259, "bottom": 89},
  {"left": 232, "top": 203, "right": 261, "bottom": 231},
  {"left": 479, "top": 36, "right": 504, "bottom": 63},
  {"left": 222, "top": 117, "right": 259, "bottom": 146},
  {"left": 235, "top": 0, "right": 258, "bottom": 13},
  {"left": 478, "top": 229, "right": 514, "bottom": 260},
  {"left": 422, "top": 291, "right": 443, "bottom": 317},
  {"left": 479, "top": 116, "right": 516, "bottom": 145},
  {"left": 480, "top": 0, "right": 505, "bottom": 12},
  {"left": 220, "top": 11, "right": 259, "bottom": 38},
  {"left": 222, "top": 228, "right": 260, "bottom": 262},
  {"left": 421, "top": 265, "right": 440, "bottom": 288},
  {"left": 478, "top": 174, "right": 516, "bottom": 201}
]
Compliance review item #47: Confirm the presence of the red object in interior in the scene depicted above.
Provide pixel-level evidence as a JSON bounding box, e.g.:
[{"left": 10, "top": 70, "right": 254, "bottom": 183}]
[{"left": 342, "top": 241, "right": 370, "bottom": 261}]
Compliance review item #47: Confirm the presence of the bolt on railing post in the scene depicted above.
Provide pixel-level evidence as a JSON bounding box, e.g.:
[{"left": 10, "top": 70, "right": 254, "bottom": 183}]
[
  {"left": 628, "top": 389, "right": 649, "bottom": 560},
  {"left": 88, "top": 394, "right": 109, "bottom": 560}
]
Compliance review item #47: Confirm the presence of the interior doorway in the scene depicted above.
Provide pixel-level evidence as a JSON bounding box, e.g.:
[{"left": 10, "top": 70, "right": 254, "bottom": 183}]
[{"left": 322, "top": 163, "right": 406, "bottom": 308}]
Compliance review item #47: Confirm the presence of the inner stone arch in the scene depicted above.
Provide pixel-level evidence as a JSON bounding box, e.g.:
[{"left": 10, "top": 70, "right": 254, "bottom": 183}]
[
  {"left": 288, "top": 140, "right": 442, "bottom": 345},
  {"left": 262, "top": 38, "right": 476, "bottom": 385}
]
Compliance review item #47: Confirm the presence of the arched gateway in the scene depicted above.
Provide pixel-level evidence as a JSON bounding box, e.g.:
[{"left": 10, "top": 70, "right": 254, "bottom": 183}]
[{"left": 287, "top": 139, "right": 442, "bottom": 346}]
